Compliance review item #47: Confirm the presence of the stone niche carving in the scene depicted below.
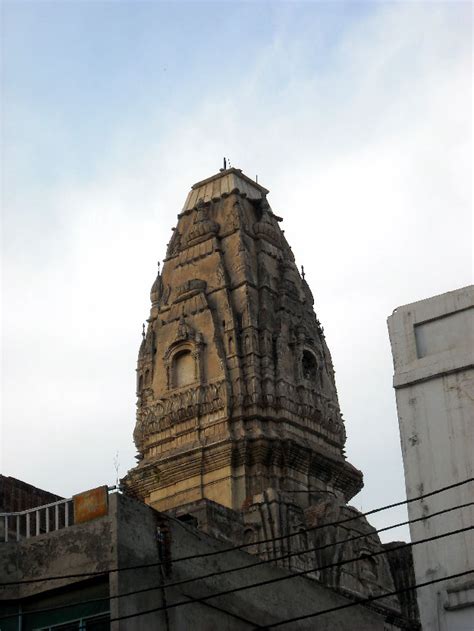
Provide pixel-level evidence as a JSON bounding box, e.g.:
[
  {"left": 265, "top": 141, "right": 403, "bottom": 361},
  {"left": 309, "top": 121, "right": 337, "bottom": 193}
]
[
  {"left": 236, "top": 490, "right": 401, "bottom": 615},
  {"left": 304, "top": 497, "right": 400, "bottom": 611},
  {"left": 173, "top": 350, "right": 195, "bottom": 388},
  {"left": 302, "top": 349, "right": 318, "bottom": 381},
  {"left": 163, "top": 316, "right": 204, "bottom": 390}
]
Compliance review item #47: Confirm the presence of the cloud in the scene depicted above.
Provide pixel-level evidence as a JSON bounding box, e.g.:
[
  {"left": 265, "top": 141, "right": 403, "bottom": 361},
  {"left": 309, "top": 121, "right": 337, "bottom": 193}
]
[{"left": 2, "top": 2, "right": 471, "bottom": 540}]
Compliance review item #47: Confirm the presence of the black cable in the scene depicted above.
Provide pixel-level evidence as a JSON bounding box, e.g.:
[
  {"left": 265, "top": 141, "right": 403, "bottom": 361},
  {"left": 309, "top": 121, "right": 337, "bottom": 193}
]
[
  {"left": 181, "top": 591, "right": 258, "bottom": 628},
  {"left": 12, "top": 525, "right": 471, "bottom": 625},
  {"left": 2, "top": 499, "right": 470, "bottom": 622},
  {"left": 2, "top": 475, "right": 471, "bottom": 587},
  {"left": 252, "top": 568, "right": 474, "bottom": 629},
  {"left": 124, "top": 501, "right": 474, "bottom": 593},
  {"left": 97, "top": 525, "right": 474, "bottom": 623},
  {"left": 169, "top": 475, "right": 474, "bottom": 560},
  {"left": 85, "top": 592, "right": 260, "bottom": 629}
]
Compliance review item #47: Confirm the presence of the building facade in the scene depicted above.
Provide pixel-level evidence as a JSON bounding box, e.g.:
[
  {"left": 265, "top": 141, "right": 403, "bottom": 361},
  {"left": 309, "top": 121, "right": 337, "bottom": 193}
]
[
  {"left": 0, "top": 490, "right": 415, "bottom": 630},
  {"left": 388, "top": 286, "right": 474, "bottom": 630},
  {"left": 122, "top": 167, "right": 410, "bottom": 615},
  {"left": 0, "top": 167, "right": 427, "bottom": 629}
]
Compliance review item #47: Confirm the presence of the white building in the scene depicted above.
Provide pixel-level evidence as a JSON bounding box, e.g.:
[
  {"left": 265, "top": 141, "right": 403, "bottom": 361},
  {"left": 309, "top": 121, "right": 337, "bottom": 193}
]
[{"left": 388, "top": 285, "right": 474, "bottom": 631}]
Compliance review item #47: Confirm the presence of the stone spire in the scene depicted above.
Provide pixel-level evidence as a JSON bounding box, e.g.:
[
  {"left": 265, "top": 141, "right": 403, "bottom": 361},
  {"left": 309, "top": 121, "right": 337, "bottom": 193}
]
[
  {"left": 123, "top": 167, "right": 400, "bottom": 613},
  {"left": 125, "top": 167, "right": 361, "bottom": 505}
]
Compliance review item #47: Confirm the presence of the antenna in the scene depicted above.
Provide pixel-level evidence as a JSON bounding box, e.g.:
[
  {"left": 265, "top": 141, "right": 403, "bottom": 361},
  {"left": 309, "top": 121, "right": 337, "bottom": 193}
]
[
  {"left": 256, "top": 175, "right": 258, "bottom": 184},
  {"left": 113, "top": 451, "right": 120, "bottom": 488}
]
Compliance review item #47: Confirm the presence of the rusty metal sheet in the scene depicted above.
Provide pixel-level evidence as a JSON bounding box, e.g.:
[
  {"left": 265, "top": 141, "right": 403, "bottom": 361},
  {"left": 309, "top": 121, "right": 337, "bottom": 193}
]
[{"left": 73, "top": 486, "right": 108, "bottom": 524}]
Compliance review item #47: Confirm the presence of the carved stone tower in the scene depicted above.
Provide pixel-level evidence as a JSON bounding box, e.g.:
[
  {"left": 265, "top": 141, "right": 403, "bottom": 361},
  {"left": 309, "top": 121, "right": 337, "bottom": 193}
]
[{"left": 123, "top": 167, "right": 401, "bottom": 613}]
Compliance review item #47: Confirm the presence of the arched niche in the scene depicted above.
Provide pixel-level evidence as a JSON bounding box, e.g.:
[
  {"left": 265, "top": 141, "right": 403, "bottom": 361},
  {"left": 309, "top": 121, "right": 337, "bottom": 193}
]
[
  {"left": 174, "top": 349, "right": 195, "bottom": 388},
  {"left": 302, "top": 349, "right": 318, "bottom": 381},
  {"left": 358, "top": 551, "right": 378, "bottom": 583},
  {"left": 164, "top": 338, "right": 204, "bottom": 390}
]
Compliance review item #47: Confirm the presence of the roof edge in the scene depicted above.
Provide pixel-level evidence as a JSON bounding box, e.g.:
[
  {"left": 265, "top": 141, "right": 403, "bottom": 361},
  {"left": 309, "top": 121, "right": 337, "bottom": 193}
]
[{"left": 191, "top": 167, "right": 270, "bottom": 195}]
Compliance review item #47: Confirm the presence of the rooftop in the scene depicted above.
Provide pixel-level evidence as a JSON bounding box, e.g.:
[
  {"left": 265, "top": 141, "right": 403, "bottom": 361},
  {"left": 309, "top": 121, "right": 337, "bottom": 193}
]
[{"left": 183, "top": 167, "right": 269, "bottom": 211}]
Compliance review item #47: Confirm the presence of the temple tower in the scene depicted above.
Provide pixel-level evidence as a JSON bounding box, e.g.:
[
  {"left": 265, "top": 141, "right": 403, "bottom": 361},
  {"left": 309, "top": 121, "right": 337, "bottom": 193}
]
[
  {"left": 123, "top": 167, "right": 400, "bottom": 612},
  {"left": 125, "top": 167, "right": 362, "bottom": 509}
]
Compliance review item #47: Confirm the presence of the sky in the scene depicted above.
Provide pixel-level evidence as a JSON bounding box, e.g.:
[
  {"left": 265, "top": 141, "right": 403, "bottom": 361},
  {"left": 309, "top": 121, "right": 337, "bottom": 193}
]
[{"left": 1, "top": 0, "right": 472, "bottom": 544}]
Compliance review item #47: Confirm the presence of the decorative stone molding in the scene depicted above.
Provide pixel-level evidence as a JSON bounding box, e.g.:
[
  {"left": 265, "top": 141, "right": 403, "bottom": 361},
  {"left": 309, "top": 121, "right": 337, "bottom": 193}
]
[
  {"left": 186, "top": 199, "right": 220, "bottom": 246},
  {"left": 134, "top": 380, "right": 227, "bottom": 451},
  {"left": 176, "top": 279, "right": 207, "bottom": 302},
  {"left": 166, "top": 228, "right": 182, "bottom": 258}
]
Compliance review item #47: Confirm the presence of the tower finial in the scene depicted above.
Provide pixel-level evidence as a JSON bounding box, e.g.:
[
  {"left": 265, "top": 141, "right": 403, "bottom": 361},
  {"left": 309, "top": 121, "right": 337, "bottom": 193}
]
[
  {"left": 142, "top": 323, "right": 145, "bottom": 339},
  {"left": 223, "top": 157, "right": 227, "bottom": 170},
  {"left": 301, "top": 265, "right": 305, "bottom": 280},
  {"left": 157, "top": 260, "right": 161, "bottom": 273}
]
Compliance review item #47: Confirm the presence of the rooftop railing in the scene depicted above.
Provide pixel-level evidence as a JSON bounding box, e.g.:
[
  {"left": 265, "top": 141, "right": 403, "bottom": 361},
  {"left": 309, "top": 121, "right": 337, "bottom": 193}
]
[
  {"left": 1, "top": 497, "right": 74, "bottom": 542},
  {"left": 0, "top": 486, "right": 116, "bottom": 543}
]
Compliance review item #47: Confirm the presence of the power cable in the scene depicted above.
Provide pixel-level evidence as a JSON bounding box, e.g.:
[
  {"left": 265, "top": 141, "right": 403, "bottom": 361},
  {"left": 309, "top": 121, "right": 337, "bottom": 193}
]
[
  {"left": 171, "top": 475, "right": 473, "bottom": 560},
  {"left": 2, "top": 526, "right": 474, "bottom": 622},
  {"left": 175, "top": 591, "right": 259, "bottom": 628},
  {"left": 86, "top": 591, "right": 261, "bottom": 630},
  {"left": 4, "top": 525, "right": 471, "bottom": 626},
  {"left": 1, "top": 499, "right": 470, "bottom": 621},
  {"left": 81, "top": 525, "right": 474, "bottom": 623},
  {"left": 2, "top": 475, "right": 471, "bottom": 587},
  {"left": 252, "top": 569, "right": 474, "bottom": 629}
]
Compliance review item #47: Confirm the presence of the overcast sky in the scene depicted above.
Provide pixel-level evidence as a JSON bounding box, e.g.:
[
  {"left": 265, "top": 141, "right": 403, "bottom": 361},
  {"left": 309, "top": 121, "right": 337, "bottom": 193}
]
[{"left": 1, "top": 0, "right": 472, "bottom": 543}]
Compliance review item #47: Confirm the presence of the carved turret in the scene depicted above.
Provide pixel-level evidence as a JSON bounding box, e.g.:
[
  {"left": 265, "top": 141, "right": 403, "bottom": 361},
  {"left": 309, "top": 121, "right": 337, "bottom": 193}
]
[
  {"left": 123, "top": 168, "right": 400, "bottom": 615},
  {"left": 125, "top": 167, "right": 361, "bottom": 505}
]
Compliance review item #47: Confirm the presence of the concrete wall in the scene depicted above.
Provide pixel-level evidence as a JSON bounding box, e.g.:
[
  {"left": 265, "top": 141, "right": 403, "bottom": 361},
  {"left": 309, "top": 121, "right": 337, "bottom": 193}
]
[
  {"left": 163, "top": 511, "right": 408, "bottom": 630},
  {"left": 0, "top": 493, "right": 165, "bottom": 630},
  {"left": 0, "top": 507, "right": 114, "bottom": 629},
  {"left": 388, "top": 285, "right": 474, "bottom": 631},
  {"left": 1, "top": 492, "right": 413, "bottom": 629}
]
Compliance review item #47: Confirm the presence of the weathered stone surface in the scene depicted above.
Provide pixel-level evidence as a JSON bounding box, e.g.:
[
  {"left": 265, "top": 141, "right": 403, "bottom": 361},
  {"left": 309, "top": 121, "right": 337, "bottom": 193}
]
[
  {"left": 384, "top": 541, "right": 420, "bottom": 621},
  {"left": 122, "top": 167, "right": 401, "bottom": 612}
]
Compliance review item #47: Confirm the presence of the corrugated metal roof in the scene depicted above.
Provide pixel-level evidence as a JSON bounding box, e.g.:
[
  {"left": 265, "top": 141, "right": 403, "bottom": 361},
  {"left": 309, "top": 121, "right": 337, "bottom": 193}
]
[{"left": 183, "top": 168, "right": 268, "bottom": 211}]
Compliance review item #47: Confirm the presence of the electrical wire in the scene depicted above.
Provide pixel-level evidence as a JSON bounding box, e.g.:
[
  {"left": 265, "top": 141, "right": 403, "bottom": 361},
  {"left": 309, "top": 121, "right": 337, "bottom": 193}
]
[
  {"left": 4, "top": 525, "right": 471, "bottom": 625},
  {"left": 1, "top": 499, "right": 470, "bottom": 621},
  {"left": 168, "top": 475, "right": 474, "bottom": 560},
  {"left": 79, "top": 525, "right": 474, "bottom": 623},
  {"left": 252, "top": 569, "right": 474, "bottom": 629},
  {"left": 1, "top": 475, "right": 471, "bottom": 587}
]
